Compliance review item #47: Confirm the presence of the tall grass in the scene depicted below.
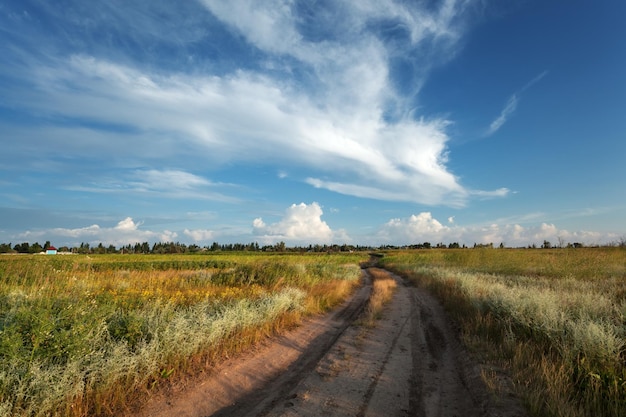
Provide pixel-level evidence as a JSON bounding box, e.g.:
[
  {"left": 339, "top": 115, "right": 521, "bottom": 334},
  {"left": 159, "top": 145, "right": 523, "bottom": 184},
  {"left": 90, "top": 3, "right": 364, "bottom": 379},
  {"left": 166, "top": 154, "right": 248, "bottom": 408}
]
[
  {"left": 379, "top": 248, "right": 626, "bottom": 417},
  {"left": 0, "top": 253, "right": 366, "bottom": 416},
  {"left": 362, "top": 268, "right": 397, "bottom": 326}
]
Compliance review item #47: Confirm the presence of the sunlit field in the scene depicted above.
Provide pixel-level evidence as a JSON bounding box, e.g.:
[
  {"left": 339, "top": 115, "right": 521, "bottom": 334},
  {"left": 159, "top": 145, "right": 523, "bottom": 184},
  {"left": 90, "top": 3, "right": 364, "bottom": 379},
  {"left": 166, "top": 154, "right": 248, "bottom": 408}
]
[
  {"left": 378, "top": 247, "right": 626, "bottom": 417},
  {"left": 0, "top": 252, "right": 367, "bottom": 417}
]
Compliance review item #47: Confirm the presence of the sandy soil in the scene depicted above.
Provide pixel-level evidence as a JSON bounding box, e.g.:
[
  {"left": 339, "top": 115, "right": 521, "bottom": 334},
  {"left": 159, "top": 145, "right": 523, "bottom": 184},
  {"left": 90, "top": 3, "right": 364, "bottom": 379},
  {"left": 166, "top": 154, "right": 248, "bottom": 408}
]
[{"left": 131, "top": 268, "right": 528, "bottom": 417}]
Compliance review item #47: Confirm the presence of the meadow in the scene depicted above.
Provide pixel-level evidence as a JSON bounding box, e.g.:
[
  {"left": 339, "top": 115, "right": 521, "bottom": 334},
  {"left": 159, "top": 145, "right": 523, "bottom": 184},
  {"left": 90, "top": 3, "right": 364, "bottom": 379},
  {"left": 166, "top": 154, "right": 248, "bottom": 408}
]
[
  {"left": 0, "top": 252, "right": 367, "bottom": 417},
  {"left": 378, "top": 247, "right": 626, "bottom": 417}
]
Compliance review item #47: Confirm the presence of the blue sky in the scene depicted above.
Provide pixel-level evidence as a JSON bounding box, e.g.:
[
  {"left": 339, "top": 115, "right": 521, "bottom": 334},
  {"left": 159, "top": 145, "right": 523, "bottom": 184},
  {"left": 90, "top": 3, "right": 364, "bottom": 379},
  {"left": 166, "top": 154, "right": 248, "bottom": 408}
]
[{"left": 1, "top": 0, "right": 624, "bottom": 248}]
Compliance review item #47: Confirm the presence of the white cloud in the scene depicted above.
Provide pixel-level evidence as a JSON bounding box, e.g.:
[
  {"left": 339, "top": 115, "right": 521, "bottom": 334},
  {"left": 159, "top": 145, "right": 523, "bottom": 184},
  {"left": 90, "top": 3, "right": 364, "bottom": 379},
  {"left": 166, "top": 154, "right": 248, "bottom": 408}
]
[
  {"left": 183, "top": 228, "right": 215, "bottom": 242},
  {"left": 485, "top": 71, "right": 548, "bottom": 136},
  {"left": 486, "top": 94, "right": 518, "bottom": 136},
  {"left": 62, "top": 168, "right": 238, "bottom": 202},
  {"left": 5, "top": 1, "right": 505, "bottom": 207},
  {"left": 376, "top": 212, "right": 619, "bottom": 247},
  {"left": 138, "top": 170, "right": 212, "bottom": 190},
  {"left": 17, "top": 217, "right": 177, "bottom": 247},
  {"left": 469, "top": 187, "right": 511, "bottom": 198},
  {"left": 378, "top": 212, "right": 455, "bottom": 244},
  {"left": 252, "top": 202, "right": 344, "bottom": 244},
  {"left": 114, "top": 217, "right": 140, "bottom": 231}
]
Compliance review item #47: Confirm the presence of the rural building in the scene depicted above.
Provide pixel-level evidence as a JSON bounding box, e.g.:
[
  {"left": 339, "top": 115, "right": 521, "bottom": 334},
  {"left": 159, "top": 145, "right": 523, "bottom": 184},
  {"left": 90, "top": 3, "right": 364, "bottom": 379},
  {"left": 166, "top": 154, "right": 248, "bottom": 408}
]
[{"left": 46, "top": 246, "right": 58, "bottom": 255}]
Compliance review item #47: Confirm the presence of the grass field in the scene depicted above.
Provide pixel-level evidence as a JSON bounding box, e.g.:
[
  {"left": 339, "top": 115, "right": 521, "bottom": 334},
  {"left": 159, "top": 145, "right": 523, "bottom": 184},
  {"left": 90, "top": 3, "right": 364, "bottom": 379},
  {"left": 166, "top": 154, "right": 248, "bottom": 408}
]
[
  {"left": 378, "top": 247, "right": 626, "bottom": 417},
  {"left": 4, "top": 248, "right": 625, "bottom": 416},
  {"left": 0, "top": 252, "right": 367, "bottom": 417}
]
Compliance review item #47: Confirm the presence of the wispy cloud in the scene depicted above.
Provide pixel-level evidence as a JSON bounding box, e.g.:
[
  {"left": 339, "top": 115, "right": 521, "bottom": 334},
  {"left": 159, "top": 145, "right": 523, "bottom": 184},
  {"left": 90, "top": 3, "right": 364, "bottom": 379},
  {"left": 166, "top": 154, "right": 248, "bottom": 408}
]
[
  {"left": 485, "top": 71, "right": 548, "bottom": 136},
  {"left": 1, "top": 0, "right": 505, "bottom": 207},
  {"left": 486, "top": 94, "right": 518, "bottom": 136},
  {"left": 63, "top": 169, "right": 239, "bottom": 202}
]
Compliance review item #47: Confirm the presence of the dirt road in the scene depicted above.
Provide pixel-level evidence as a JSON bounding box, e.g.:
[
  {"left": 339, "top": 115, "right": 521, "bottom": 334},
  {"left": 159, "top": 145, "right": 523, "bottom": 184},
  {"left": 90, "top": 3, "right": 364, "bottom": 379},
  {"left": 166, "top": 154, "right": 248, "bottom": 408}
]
[{"left": 133, "top": 269, "right": 528, "bottom": 417}]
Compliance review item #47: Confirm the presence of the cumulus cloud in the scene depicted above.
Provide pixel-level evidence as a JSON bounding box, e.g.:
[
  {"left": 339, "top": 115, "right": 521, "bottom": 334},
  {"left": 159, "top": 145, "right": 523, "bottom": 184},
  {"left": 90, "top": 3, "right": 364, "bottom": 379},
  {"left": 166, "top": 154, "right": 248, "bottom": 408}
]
[
  {"left": 253, "top": 202, "right": 345, "bottom": 244},
  {"left": 183, "top": 228, "right": 215, "bottom": 242},
  {"left": 378, "top": 212, "right": 455, "bottom": 244},
  {"left": 16, "top": 217, "right": 177, "bottom": 247},
  {"left": 376, "top": 212, "right": 618, "bottom": 247},
  {"left": 114, "top": 217, "right": 140, "bottom": 231}
]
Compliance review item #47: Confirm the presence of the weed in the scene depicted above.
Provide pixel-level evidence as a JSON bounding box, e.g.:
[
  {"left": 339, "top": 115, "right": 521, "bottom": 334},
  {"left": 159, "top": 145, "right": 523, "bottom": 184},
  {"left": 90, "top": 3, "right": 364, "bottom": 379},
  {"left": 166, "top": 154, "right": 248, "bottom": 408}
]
[
  {"left": 379, "top": 248, "right": 626, "bottom": 417},
  {"left": 0, "top": 252, "right": 367, "bottom": 416}
]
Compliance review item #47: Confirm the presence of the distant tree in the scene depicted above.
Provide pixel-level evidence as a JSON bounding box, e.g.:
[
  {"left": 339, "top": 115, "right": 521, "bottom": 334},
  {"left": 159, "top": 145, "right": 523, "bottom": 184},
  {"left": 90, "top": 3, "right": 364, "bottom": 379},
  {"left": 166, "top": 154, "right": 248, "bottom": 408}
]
[
  {"left": 78, "top": 242, "right": 91, "bottom": 254},
  {"left": 14, "top": 242, "right": 29, "bottom": 253},
  {"left": 29, "top": 242, "right": 43, "bottom": 254},
  {"left": 43, "top": 241, "right": 51, "bottom": 251},
  {"left": 96, "top": 243, "right": 105, "bottom": 254},
  {"left": 275, "top": 241, "right": 286, "bottom": 252},
  {"left": 542, "top": 240, "right": 552, "bottom": 249},
  {"left": 0, "top": 242, "right": 13, "bottom": 253}
]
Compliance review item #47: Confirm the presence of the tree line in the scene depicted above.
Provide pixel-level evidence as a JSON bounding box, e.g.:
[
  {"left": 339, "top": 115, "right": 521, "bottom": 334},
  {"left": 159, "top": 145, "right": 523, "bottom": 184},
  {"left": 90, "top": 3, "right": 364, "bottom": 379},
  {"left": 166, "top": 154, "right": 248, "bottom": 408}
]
[
  {"left": 2, "top": 239, "right": 621, "bottom": 255},
  {"left": 0, "top": 241, "right": 376, "bottom": 254}
]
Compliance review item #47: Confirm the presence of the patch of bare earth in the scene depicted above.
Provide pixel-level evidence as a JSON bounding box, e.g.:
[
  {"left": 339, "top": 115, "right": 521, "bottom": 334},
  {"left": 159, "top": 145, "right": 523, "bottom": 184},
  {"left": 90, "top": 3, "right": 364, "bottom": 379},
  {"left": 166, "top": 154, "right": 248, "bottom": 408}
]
[{"left": 131, "top": 269, "right": 528, "bottom": 417}]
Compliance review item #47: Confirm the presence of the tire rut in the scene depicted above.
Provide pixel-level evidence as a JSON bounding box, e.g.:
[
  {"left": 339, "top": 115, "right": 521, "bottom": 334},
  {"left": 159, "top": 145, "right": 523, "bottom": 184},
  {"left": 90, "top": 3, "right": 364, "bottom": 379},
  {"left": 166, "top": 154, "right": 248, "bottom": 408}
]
[
  {"left": 408, "top": 285, "right": 484, "bottom": 417},
  {"left": 133, "top": 268, "right": 529, "bottom": 417},
  {"left": 213, "top": 272, "right": 372, "bottom": 417}
]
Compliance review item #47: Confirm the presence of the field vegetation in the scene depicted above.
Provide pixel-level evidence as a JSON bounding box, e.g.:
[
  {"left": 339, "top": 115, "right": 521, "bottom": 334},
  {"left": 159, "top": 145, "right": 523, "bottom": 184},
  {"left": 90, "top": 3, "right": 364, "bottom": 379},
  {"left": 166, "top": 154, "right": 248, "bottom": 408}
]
[
  {"left": 0, "top": 252, "right": 367, "bottom": 417},
  {"left": 362, "top": 268, "right": 397, "bottom": 327},
  {"left": 378, "top": 247, "right": 626, "bottom": 417}
]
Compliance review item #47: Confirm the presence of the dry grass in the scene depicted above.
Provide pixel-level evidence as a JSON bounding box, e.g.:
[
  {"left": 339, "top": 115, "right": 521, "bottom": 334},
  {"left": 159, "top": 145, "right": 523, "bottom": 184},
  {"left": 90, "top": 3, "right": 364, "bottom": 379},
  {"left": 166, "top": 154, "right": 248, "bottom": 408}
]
[
  {"left": 0, "top": 253, "right": 367, "bottom": 416},
  {"left": 379, "top": 248, "right": 626, "bottom": 417},
  {"left": 362, "top": 268, "right": 397, "bottom": 327}
]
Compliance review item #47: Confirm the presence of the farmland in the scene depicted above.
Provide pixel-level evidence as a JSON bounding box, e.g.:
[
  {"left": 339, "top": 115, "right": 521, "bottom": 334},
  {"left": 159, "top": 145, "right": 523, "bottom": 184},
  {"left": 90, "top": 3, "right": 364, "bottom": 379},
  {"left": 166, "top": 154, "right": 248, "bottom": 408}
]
[
  {"left": 0, "top": 252, "right": 367, "bottom": 416},
  {"left": 378, "top": 247, "right": 626, "bottom": 417},
  {"left": 2, "top": 247, "right": 625, "bottom": 417}
]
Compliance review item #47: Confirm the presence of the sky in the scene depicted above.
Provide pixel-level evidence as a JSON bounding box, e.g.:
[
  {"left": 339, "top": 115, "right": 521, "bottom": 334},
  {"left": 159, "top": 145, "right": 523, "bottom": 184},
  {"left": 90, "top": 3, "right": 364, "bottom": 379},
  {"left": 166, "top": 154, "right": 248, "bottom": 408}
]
[{"left": 1, "top": 0, "right": 625, "bottom": 248}]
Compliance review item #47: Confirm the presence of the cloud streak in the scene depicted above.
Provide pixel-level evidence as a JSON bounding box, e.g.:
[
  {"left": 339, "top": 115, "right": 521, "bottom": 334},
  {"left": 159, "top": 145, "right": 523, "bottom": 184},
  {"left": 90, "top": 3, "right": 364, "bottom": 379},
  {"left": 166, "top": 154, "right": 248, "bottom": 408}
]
[
  {"left": 63, "top": 169, "right": 239, "bottom": 202},
  {"left": 485, "top": 71, "right": 548, "bottom": 136}
]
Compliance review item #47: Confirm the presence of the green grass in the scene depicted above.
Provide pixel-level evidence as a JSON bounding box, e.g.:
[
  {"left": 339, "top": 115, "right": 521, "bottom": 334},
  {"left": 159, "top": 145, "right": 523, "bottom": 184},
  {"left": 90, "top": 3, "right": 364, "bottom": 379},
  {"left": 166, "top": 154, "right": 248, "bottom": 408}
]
[
  {"left": 0, "top": 252, "right": 367, "bottom": 416},
  {"left": 378, "top": 247, "right": 626, "bottom": 417}
]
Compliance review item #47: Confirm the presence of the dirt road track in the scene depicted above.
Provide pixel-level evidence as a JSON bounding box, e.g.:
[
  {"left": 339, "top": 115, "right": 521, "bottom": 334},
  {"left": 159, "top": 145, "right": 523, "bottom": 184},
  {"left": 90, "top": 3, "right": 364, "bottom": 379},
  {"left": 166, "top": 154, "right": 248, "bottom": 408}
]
[{"left": 133, "top": 269, "right": 528, "bottom": 417}]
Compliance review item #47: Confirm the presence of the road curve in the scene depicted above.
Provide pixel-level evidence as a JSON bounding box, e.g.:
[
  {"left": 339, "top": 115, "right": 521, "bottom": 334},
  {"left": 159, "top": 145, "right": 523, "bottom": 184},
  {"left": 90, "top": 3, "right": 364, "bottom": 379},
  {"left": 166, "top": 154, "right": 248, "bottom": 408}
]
[{"left": 131, "top": 269, "right": 528, "bottom": 417}]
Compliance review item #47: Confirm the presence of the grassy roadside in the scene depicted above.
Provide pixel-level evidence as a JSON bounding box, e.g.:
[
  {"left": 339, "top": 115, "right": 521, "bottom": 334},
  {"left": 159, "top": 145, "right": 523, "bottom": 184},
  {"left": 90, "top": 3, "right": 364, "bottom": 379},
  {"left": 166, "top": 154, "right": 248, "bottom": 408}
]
[
  {"left": 0, "top": 253, "right": 367, "bottom": 416},
  {"left": 378, "top": 248, "right": 626, "bottom": 417},
  {"left": 361, "top": 268, "right": 397, "bottom": 327}
]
